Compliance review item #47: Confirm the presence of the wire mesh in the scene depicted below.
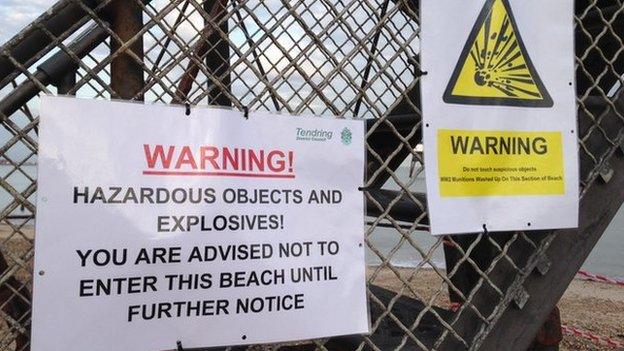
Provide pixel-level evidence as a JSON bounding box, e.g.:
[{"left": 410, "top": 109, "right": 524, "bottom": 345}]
[{"left": 0, "top": 0, "right": 622, "bottom": 350}]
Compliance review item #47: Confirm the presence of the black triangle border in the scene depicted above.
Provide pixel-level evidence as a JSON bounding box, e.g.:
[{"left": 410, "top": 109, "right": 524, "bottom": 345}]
[{"left": 442, "top": 0, "right": 554, "bottom": 108}]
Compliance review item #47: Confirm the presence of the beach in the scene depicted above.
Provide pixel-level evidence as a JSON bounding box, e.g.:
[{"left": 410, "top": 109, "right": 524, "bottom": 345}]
[{"left": 559, "top": 280, "right": 624, "bottom": 350}]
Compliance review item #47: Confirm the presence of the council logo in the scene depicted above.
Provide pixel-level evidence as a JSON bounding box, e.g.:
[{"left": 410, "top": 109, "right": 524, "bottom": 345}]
[{"left": 341, "top": 127, "right": 352, "bottom": 145}]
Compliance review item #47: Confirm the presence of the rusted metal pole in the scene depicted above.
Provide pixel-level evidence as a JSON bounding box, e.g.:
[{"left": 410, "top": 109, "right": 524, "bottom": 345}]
[
  {"left": 204, "top": 0, "right": 231, "bottom": 106},
  {"left": 0, "top": 0, "right": 103, "bottom": 89},
  {"left": 172, "top": 2, "right": 224, "bottom": 104},
  {"left": 109, "top": 0, "right": 145, "bottom": 100},
  {"left": 0, "top": 25, "right": 108, "bottom": 119}
]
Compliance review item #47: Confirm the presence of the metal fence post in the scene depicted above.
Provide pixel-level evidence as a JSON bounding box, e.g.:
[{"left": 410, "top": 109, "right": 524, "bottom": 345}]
[
  {"left": 109, "top": 0, "right": 145, "bottom": 100},
  {"left": 204, "top": 0, "right": 231, "bottom": 106}
]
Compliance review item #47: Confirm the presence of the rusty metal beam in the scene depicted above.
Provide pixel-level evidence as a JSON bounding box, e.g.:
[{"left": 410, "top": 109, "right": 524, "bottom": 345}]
[
  {"left": 0, "top": 0, "right": 105, "bottom": 89},
  {"left": 109, "top": 0, "right": 145, "bottom": 100},
  {"left": 475, "top": 149, "right": 624, "bottom": 350},
  {"left": 205, "top": 0, "right": 232, "bottom": 106},
  {"left": 172, "top": 2, "right": 226, "bottom": 104},
  {"left": 0, "top": 25, "right": 108, "bottom": 119}
]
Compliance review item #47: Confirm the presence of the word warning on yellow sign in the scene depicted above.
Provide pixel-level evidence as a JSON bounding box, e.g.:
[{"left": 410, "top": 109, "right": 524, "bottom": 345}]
[
  {"left": 437, "top": 130, "right": 564, "bottom": 196},
  {"left": 443, "top": 0, "right": 553, "bottom": 108},
  {"left": 420, "top": 0, "right": 578, "bottom": 235}
]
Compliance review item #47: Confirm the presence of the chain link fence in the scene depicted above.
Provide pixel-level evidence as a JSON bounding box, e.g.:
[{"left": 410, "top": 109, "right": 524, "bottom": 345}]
[{"left": 0, "top": 0, "right": 622, "bottom": 350}]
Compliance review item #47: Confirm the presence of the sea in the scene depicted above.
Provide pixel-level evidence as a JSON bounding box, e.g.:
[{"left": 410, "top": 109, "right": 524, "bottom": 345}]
[{"left": 2, "top": 164, "right": 622, "bottom": 280}]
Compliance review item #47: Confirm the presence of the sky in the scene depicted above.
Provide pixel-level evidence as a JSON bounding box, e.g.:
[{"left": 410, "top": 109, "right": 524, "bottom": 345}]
[{"left": 0, "top": 0, "right": 55, "bottom": 43}]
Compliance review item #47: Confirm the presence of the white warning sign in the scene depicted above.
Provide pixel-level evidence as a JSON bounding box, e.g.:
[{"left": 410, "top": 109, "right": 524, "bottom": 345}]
[
  {"left": 420, "top": 0, "right": 579, "bottom": 235},
  {"left": 32, "top": 96, "right": 369, "bottom": 350}
]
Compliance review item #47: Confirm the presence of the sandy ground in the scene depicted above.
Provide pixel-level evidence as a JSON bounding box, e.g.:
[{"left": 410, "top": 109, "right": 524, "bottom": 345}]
[
  {"left": 558, "top": 280, "right": 624, "bottom": 350},
  {"left": 0, "top": 226, "right": 621, "bottom": 350}
]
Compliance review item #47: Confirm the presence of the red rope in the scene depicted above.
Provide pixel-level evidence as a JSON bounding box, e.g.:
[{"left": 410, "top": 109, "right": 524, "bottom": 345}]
[
  {"left": 562, "top": 324, "right": 624, "bottom": 349},
  {"left": 577, "top": 270, "right": 624, "bottom": 287}
]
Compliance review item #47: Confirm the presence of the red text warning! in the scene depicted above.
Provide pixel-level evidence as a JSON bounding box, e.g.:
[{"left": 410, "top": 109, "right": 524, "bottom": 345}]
[{"left": 143, "top": 145, "right": 295, "bottom": 179}]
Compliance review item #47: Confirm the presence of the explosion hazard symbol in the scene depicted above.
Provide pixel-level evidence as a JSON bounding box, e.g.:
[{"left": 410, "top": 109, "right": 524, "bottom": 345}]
[{"left": 443, "top": 0, "right": 553, "bottom": 108}]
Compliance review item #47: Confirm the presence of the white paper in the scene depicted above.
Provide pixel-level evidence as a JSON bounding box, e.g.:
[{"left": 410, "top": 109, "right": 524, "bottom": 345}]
[
  {"left": 420, "top": 0, "right": 579, "bottom": 235},
  {"left": 32, "top": 96, "right": 369, "bottom": 350}
]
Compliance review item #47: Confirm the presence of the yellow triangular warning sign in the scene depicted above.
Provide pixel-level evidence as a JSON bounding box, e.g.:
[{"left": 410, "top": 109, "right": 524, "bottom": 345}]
[{"left": 444, "top": 0, "right": 553, "bottom": 108}]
